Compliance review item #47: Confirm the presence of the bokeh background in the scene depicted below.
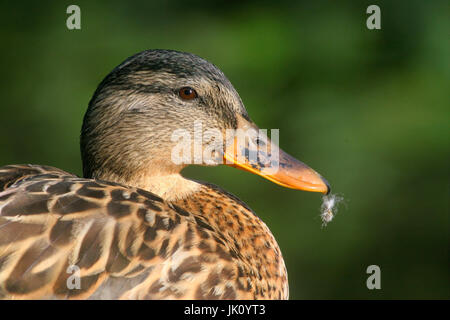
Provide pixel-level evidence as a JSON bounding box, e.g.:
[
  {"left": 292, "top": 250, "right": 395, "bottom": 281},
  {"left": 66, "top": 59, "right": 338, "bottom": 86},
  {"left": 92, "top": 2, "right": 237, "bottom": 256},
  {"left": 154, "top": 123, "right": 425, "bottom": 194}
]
[{"left": 0, "top": 1, "right": 448, "bottom": 299}]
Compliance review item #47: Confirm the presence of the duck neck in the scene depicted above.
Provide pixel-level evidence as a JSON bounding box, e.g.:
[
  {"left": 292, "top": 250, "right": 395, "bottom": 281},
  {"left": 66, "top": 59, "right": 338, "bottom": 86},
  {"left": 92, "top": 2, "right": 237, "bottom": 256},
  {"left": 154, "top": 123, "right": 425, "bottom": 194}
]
[
  {"left": 91, "top": 164, "right": 200, "bottom": 202},
  {"left": 135, "top": 173, "right": 200, "bottom": 201}
]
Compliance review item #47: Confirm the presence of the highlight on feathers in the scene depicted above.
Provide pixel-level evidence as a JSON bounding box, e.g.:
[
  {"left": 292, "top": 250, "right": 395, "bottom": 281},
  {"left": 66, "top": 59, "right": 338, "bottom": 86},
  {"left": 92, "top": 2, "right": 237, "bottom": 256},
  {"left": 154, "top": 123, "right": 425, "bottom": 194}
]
[{"left": 320, "top": 193, "right": 344, "bottom": 226}]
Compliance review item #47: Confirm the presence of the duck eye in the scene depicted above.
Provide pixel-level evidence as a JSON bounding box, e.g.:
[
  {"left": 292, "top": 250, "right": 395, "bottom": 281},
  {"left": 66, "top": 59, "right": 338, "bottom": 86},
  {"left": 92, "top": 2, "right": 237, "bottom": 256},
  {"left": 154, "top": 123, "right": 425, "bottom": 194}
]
[{"left": 178, "top": 87, "right": 198, "bottom": 100}]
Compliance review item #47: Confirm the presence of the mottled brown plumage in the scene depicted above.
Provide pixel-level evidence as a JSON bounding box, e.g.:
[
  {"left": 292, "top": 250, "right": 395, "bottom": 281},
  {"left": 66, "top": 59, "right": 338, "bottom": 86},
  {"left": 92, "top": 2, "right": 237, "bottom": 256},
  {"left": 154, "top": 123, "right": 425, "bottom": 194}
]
[
  {"left": 0, "top": 49, "right": 329, "bottom": 300},
  {"left": 0, "top": 165, "right": 286, "bottom": 299}
]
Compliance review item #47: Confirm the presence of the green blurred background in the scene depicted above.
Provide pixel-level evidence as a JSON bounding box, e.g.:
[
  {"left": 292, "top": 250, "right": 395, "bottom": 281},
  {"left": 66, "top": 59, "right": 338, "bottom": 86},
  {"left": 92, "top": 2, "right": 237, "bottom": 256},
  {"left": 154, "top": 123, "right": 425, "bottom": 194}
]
[{"left": 0, "top": 1, "right": 448, "bottom": 299}]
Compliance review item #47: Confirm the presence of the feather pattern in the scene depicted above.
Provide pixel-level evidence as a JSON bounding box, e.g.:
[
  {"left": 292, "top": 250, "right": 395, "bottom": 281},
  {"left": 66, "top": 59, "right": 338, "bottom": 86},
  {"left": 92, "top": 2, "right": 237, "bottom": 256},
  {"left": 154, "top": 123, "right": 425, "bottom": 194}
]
[{"left": 0, "top": 164, "right": 287, "bottom": 299}]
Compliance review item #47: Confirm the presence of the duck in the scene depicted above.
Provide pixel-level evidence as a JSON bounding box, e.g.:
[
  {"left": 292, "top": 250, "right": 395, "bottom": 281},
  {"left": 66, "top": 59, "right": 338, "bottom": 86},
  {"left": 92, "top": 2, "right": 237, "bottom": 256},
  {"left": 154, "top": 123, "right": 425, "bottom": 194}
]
[{"left": 0, "top": 49, "right": 330, "bottom": 300}]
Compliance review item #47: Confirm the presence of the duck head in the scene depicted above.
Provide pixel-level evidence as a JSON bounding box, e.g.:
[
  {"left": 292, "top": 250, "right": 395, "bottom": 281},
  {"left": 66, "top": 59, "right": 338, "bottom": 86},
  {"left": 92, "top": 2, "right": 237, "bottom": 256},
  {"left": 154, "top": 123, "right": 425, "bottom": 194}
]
[{"left": 80, "top": 49, "right": 330, "bottom": 199}]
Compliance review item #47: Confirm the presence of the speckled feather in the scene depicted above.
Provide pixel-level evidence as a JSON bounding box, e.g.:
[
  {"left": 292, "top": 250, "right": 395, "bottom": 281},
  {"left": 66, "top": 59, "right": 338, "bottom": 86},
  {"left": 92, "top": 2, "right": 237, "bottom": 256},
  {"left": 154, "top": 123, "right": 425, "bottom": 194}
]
[{"left": 0, "top": 164, "right": 287, "bottom": 299}]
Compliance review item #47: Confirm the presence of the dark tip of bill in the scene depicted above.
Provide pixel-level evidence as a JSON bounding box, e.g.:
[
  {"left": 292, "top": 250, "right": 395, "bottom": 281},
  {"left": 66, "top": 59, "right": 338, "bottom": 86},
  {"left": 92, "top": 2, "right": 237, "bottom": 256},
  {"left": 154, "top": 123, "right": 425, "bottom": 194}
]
[{"left": 321, "top": 175, "right": 331, "bottom": 195}]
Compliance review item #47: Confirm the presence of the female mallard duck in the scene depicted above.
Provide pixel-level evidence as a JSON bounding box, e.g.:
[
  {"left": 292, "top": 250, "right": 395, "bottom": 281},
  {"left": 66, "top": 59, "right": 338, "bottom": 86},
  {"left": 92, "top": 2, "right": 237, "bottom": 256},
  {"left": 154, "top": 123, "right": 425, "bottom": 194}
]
[{"left": 0, "top": 49, "right": 329, "bottom": 300}]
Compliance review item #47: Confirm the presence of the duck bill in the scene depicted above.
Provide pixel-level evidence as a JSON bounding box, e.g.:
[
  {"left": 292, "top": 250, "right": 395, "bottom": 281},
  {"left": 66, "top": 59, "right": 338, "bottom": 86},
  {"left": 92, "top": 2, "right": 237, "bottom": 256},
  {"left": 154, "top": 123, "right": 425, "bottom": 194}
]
[{"left": 223, "top": 133, "right": 330, "bottom": 194}]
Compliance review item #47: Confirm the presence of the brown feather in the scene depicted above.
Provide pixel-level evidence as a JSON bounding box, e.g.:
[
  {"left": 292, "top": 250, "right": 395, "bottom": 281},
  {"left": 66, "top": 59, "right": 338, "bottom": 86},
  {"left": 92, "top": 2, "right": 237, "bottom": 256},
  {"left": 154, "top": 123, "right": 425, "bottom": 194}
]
[{"left": 0, "top": 165, "right": 287, "bottom": 299}]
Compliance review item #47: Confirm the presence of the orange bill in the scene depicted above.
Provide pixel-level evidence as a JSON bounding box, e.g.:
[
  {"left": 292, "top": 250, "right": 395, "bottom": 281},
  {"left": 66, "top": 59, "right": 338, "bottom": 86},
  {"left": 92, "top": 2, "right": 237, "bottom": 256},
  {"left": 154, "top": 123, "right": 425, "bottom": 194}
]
[{"left": 223, "top": 134, "right": 330, "bottom": 194}]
